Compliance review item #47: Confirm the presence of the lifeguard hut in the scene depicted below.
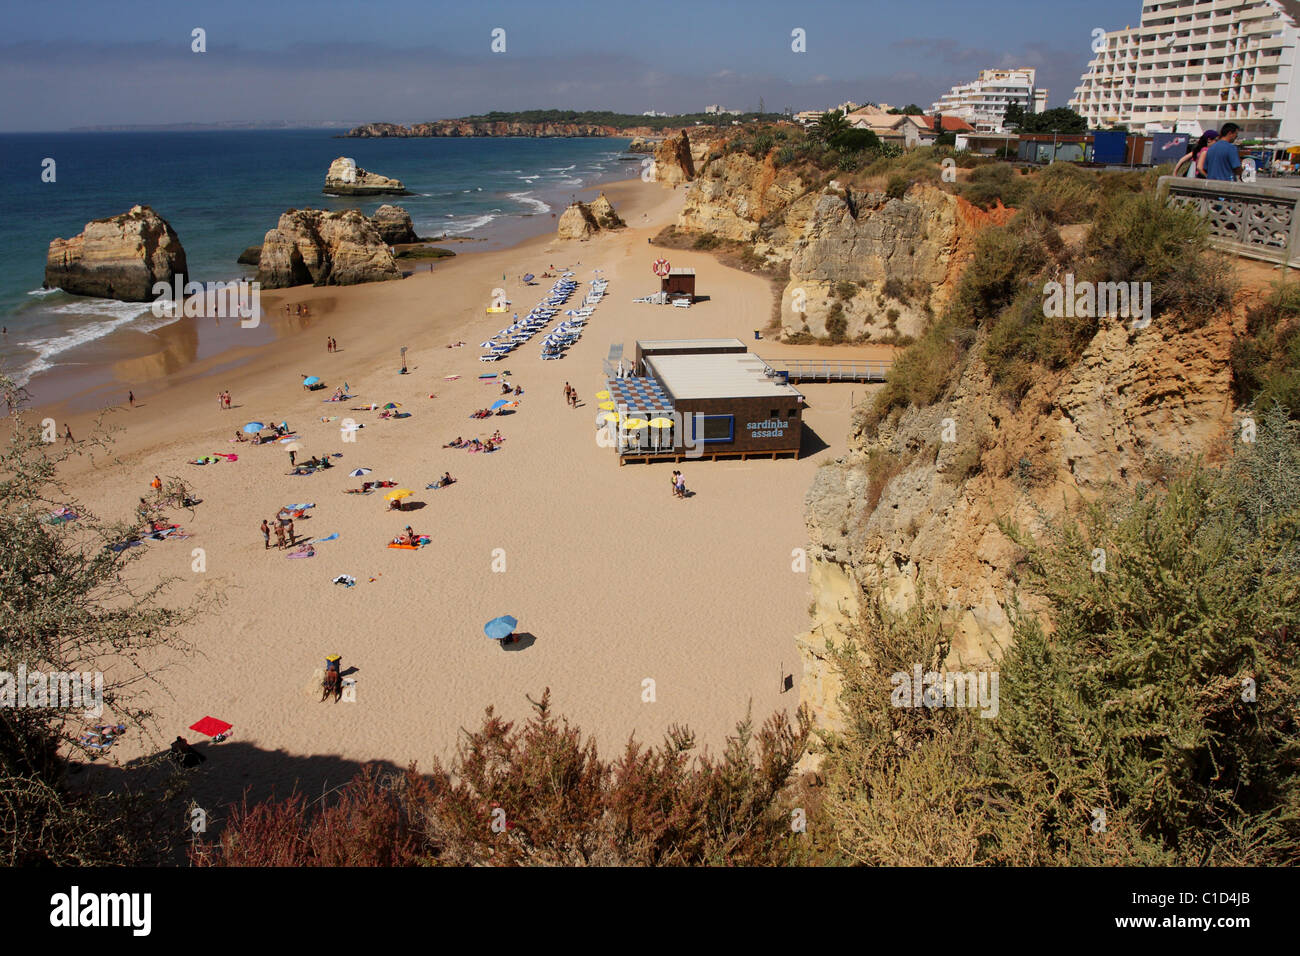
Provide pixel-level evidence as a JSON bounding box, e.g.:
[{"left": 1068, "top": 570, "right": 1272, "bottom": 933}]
[{"left": 661, "top": 267, "right": 696, "bottom": 303}]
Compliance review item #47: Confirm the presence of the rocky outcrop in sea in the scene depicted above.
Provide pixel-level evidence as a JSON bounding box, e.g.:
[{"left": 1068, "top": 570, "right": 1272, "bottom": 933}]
[
  {"left": 45, "top": 205, "right": 188, "bottom": 302},
  {"left": 255, "top": 208, "right": 401, "bottom": 288},
  {"left": 323, "top": 157, "right": 409, "bottom": 196},
  {"left": 369, "top": 204, "right": 420, "bottom": 245}
]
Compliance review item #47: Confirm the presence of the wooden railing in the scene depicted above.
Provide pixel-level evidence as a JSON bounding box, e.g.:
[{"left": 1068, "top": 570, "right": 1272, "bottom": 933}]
[
  {"left": 1158, "top": 175, "right": 1300, "bottom": 268},
  {"left": 760, "top": 358, "right": 892, "bottom": 383}
]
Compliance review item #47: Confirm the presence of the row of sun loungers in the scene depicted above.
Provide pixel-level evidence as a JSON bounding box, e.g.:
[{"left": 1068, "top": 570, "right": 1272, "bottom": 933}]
[{"left": 541, "top": 277, "right": 607, "bottom": 361}]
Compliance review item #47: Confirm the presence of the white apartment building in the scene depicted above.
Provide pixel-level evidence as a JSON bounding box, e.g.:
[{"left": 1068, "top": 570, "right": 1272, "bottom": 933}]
[
  {"left": 931, "top": 69, "right": 1049, "bottom": 132},
  {"left": 1071, "top": 0, "right": 1300, "bottom": 140}
]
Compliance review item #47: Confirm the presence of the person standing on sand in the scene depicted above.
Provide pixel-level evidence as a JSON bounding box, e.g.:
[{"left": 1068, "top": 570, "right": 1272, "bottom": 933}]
[
  {"left": 151, "top": 475, "right": 162, "bottom": 493},
  {"left": 275, "top": 524, "right": 287, "bottom": 549},
  {"left": 128, "top": 390, "right": 135, "bottom": 407},
  {"left": 63, "top": 424, "right": 74, "bottom": 445},
  {"left": 675, "top": 472, "right": 686, "bottom": 499},
  {"left": 287, "top": 519, "right": 296, "bottom": 546},
  {"left": 670, "top": 470, "right": 679, "bottom": 497},
  {"left": 261, "top": 519, "right": 271, "bottom": 550},
  {"left": 288, "top": 449, "right": 296, "bottom": 467}
]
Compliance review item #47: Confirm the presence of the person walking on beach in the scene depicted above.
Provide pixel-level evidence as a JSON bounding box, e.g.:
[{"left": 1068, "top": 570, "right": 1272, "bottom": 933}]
[
  {"left": 260, "top": 519, "right": 271, "bottom": 550},
  {"left": 288, "top": 449, "right": 296, "bottom": 467},
  {"left": 675, "top": 471, "right": 686, "bottom": 499},
  {"left": 128, "top": 390, "right": 135, "bottom": 407},
  {"left": 326, "top": 337, "right": 332, "bottom": 353},
  {"left": 670, "top": 470, "right": 679, "bottom": 497},
  {"left": 564, "top": 382, "right": 571, "bottom": 404},
  {"left": 63, "top": 424, "right": 74, "bottom": 445}
]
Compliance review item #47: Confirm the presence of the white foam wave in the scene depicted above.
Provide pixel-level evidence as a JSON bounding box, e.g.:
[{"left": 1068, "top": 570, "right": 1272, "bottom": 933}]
[
  {"left": 27, "top": 287, "right": 60, "bottom": 297},
  {"left": 508, "top": 192, "right": 551, "bottom": 214}
]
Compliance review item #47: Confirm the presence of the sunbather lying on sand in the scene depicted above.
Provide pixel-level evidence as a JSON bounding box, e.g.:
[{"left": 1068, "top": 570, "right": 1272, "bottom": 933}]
[
  {"left": 427, "top": 472, "right": 455, "bottom": 489},
  {"left": 443, "top": 436, "right": 464, "bottom": 447}
]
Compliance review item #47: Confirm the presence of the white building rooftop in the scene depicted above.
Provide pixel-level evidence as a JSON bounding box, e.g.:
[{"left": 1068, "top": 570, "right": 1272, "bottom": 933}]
[
  {"left": 638, "top": 337, "right": 744, "bottom": 352},
  {"left": 645, "top": 352, "right": 805, "bottom": 401}
]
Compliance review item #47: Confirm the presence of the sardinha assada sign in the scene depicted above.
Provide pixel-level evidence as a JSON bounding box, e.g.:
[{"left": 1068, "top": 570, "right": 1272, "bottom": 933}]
[{"left": 746, "top": 418, "right": 788, "bottom": 439}]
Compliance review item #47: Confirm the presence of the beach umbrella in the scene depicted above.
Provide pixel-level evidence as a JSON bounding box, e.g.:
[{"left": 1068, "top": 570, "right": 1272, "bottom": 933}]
[
  {"left": 382, "top": 402, "right": 401, "bottom": 410},
  {"left": 523, "top": 273, "right": 534, "bottom": 282},
  {"left": 489, "top": 399, "right": 509, "bottom": 410},
  {"left": 480, "top": 340, "right": 495, "bottom": 348},
  {"left": 284, "top": 442, "right": 301, "bottom": 452},
  {"left": 595, "top": 390, "right": 611, "bottom": 400},
  {"left": 484, "top": 614, "right": 518, "bottom": 641},
  {"left": 303, "top": 376, "right": 321, "bottom": 386},
  {"left": 597, "top": 401, "right": 616, "bottom": 411},
  {"left": 623, "top": 419, "right": 649, "bottom": 430},
  {"left": 242, "top": 421, "right": 265, "bottom": 433},
  {"left": 384, "top": 488, "right": 413, "bottom": 501},
  {"left": 648, "top": 418, "right": 674, "bottom": 428},
  {"left": 599, "top": 412, "right": 622, "bottom": 423},
  {"left": 348, "top": 468, "right": 372, "bottom": 478}
]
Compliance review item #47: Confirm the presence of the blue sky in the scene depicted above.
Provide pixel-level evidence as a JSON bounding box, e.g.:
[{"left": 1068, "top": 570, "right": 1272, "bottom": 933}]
[{"left": 0, "top": 0, "right": 1141, "bottom": 130}]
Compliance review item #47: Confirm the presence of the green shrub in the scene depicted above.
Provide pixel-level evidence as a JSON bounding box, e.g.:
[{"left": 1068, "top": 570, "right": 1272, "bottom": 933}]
[
  {"left": 1233, "top": 281, "right": 1300, "bottom": 417},
  {"left": 882, "top": 276, "right": 907, "bottom": 301},
  {"left": 886, "top": 175, "right": 910, "bottom": 200}
]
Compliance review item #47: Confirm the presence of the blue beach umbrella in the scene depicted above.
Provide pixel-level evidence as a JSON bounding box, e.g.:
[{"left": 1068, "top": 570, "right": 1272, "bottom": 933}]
[
  {"left": 489, "top": 399, "right": 509, "bottom": 410},
  {"left": 484, "top": 615, "right": 518, "bottom": 641},
  {"left": 303, "top": 375, "right": 321, "bottom": 386},
  {"left": 242, "top": 421, "right": 264, "bottom": 433}
]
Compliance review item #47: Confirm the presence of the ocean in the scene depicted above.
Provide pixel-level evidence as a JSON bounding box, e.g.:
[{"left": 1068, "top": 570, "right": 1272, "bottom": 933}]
[{"left": 0, "top": 129, "right": 633, "bottom": 389}]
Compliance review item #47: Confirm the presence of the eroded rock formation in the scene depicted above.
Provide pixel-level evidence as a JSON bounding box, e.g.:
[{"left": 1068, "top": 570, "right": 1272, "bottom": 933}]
[
  {"left": 323, "top": 157, "right": 409, "bottom": 196},
  {"left": 45, "top": 205, "right": 188, "bottom": 302},
  {"left": 255, "top": 208, "right": 401, "bottom": 288},
  {"left": 370, "top": 204, "right": 420, "bottom": 245},
  {"left": 653, "top": 130, "right": 695, "bottom": 185},
  {"left": 556, "top": 194, "right": 623, "bottom": 239}
]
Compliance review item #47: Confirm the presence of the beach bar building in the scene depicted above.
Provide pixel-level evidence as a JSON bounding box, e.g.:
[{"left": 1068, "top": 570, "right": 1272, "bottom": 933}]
[{"left": 608, "top": 338, "right": 804, "bottom": 463}]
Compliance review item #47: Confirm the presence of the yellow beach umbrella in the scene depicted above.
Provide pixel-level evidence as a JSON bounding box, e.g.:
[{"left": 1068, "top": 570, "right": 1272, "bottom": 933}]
[
  {"left": 623, "top": 419, "right": 649, "bottom": 430},
  {"left": 647, "top": 418, "right": 674, "bottom": 428},
  {"left": 595, "top": 390, "right": 611, "bottom": 400},
  {"left": 600, "top": 412, "right": 622, "bottom": 423},
  {"left": 384, "top": 488, "right": 413, "bottom": 500},
  {"left": 597, "top": 401, "right": 616, "bottom": 411}
]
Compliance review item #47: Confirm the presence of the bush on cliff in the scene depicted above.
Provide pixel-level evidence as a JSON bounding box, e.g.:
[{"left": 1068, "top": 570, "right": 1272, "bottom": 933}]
[
  {"left": 1232, "top": 280, "right": 1300, "bottom": 418},
  {"left": 0, "top": 375, "right": 197, "bottom": 865},
  {"left": 820, "top": 411, "right": 1300, "bottom": 864},
  {"left": 193, "top": 690, "right": 814, "bottom": 866}
]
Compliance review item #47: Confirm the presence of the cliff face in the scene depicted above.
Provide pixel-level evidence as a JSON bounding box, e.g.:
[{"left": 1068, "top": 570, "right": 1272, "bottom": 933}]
[
  {"left": 797, "top": 309, "right": 1240, "bottom": 731},
  {"left": 323, "top": 157, "right": 409, "bottom": 196},
  {"left": 678, "top": 150, "right": 810, "bottom": 242},
  {"left": 45, "top": 205, "right": 188, "bottom": 302},
  {"left": 781, "top": 186, "right": 1013, "bottom": 340},
  {"left": 256, "top": 209, "right": 401, "bottom": 288},
  {"left": 345, "top": 121, "right": 628, "bottom": 138},
  {"left": 653, "top": 131, "right": 696, "bottom": 185}
]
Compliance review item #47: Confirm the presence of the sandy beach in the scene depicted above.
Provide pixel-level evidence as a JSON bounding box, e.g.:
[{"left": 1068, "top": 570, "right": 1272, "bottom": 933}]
[{"left": 41, "top": 178, "right": 890, "bottom": 810}]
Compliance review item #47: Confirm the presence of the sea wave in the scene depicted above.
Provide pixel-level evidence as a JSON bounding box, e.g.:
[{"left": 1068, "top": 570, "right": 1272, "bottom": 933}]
[
  {"left": 12, "top": 301, "right": 178, "bottom": 384},
  {"left": 508, "top": 192, "right": 551, "bottom": 215},
  {"left": 436, "top": 213, "right": 499, "bottom": 236},
  {"left": 27, "top": 287, "right": 60, "bottom": 296}
]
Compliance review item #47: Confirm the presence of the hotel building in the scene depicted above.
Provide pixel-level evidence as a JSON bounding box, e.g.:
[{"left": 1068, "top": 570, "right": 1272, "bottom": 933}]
[
  {"left": 930, "top": 69, "right": 1049, "bottom": 132},
  {"left": 1070, "top": 0, "right": 1300, "bottom": 139}
]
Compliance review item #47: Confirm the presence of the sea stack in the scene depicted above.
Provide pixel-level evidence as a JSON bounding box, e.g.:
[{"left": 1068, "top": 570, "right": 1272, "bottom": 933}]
[
  {"left": 323, "top": 157, "right": 409, "bottom": 196},
  {"left": 45, "top": 205, "right": 188, "bottom": 302},
  {"left": 370, "top": 204, "right": 420, "bottom": 244},
  {"left": 255, "top": 208, "right": 402, "bottom": 288}
]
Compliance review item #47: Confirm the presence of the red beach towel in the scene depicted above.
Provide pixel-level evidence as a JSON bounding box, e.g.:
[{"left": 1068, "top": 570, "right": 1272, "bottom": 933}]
[{"left": 189, "top": 716, "right": 232, "bottom": 737}]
